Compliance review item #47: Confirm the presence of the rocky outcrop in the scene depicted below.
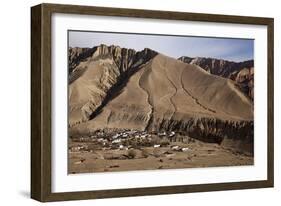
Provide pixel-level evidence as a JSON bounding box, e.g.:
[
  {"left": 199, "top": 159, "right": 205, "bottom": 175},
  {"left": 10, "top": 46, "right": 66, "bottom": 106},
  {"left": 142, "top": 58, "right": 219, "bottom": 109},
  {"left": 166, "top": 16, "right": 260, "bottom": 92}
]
[
  {"left": 154, "top": 117, "right": 253, "bottom": 151},
  {"left": 69, "top": 47, "right": 96, "bottom": 73},
  {"left": 69, "top": 45, "right": 157, "bottom": 75},
  {"left": 141, "top": 115, "right": 253, "bottom": 153},
  {"left": 232, "top": 67, "right": 254, "bottom": 100},
  {"left": 178, "top": 56, "right": 254, "bottom": 100}
]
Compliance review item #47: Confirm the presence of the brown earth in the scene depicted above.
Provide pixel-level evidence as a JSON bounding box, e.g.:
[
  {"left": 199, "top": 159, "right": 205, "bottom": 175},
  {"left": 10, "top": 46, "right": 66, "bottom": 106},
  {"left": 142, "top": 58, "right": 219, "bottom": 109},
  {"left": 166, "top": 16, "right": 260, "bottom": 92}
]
[{"left": 69, "top": 139, "right": 253, "bottom": 173}]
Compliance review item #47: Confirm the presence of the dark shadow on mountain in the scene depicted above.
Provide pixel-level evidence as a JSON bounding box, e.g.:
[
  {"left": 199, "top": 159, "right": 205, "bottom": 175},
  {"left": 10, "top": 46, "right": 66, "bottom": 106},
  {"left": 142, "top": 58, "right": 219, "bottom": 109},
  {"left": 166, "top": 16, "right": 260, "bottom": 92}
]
[{"left": 89, "top": 52, "right": 158, "bottom": 120}]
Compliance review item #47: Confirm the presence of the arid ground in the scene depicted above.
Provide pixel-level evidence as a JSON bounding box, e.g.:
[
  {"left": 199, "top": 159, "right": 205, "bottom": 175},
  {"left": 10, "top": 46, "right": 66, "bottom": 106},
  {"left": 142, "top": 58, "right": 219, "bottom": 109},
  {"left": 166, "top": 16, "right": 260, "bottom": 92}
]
[
  {"left": 68, "top": 130, "right": 253, "bottom": 173},
  {"left": 68, "top": 44, "right": 254, "bottom": 173}
]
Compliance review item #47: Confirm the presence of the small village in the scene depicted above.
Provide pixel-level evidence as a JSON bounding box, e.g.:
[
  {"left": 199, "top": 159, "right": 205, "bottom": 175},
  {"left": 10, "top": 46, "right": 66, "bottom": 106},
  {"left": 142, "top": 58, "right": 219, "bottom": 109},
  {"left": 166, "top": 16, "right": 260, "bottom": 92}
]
[
  {"left": 69, "top": 129, "right": 194, "bottom": 154},
  {"left": 68, "top": 129, "right": 253, "bottom": 173}
]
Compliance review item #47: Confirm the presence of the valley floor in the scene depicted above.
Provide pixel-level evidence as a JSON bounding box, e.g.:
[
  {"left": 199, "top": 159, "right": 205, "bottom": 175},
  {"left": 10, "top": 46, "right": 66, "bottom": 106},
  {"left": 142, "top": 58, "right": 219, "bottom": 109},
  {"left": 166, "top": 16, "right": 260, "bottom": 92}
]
[{"left": 68, "top": 131, "right": 253, "bottom": 173}]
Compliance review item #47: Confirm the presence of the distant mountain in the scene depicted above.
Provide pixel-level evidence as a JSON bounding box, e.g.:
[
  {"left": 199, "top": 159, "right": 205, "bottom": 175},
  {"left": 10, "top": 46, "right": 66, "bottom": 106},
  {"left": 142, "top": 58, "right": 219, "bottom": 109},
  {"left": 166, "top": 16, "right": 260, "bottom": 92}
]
[
  {"left": 178, "top": 56, "right": 254, "bottom": 100},
  {"left": 68, "top": 44, "right": 253, "bottom": 152}
]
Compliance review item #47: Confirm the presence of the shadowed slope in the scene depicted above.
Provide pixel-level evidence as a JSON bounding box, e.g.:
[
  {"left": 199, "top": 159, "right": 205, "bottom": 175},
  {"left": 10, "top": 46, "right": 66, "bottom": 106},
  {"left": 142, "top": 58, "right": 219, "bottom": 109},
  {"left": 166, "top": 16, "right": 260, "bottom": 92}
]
[{"left": 69, "top": 45, "right": 157, "bottom": 127}]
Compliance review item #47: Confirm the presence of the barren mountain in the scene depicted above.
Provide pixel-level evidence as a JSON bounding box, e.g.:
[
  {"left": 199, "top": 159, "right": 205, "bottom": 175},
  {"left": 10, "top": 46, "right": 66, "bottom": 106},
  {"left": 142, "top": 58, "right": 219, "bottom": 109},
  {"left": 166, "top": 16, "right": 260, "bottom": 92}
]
[
  {"left": 69, "top": 45, "right": 254, "bottom": 153},
  {"left": 178, "top": 56, "right": 254, "bottom": 100}
]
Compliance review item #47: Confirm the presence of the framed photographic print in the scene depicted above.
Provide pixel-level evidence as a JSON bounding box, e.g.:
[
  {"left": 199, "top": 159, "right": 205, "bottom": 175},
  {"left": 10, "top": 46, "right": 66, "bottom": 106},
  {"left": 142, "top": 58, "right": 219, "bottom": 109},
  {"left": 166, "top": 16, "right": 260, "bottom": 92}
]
[{"left": 31, "top": 3, "right": 274, "bottom": 202}]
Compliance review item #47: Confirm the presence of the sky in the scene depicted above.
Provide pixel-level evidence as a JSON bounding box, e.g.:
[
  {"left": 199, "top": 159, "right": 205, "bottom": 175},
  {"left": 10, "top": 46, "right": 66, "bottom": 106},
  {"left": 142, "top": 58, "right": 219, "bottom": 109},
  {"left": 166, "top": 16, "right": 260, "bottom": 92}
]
[{"left": 69, "top": 30, "right": 254, "bottom": 62}]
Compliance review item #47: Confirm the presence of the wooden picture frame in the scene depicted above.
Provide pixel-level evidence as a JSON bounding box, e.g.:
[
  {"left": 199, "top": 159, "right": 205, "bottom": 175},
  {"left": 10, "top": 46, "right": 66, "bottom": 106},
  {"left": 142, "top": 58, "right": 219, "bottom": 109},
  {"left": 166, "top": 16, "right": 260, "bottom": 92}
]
[{"left": 31, "top": 3, "right": 274, "bottom": 202}]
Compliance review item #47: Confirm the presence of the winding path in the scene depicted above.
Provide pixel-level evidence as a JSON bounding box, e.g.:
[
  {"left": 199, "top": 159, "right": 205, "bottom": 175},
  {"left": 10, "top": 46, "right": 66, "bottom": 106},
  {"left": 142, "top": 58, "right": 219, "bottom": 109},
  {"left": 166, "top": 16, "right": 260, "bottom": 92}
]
[
  {"left": 138, "top": 66, "right": 154, "bottom": 131},
  {"left": 160, "top": 61, "right": 177, "bottom": 120},
  {"left": 180, "top": 68, "right": 216, "bottom": 114}
]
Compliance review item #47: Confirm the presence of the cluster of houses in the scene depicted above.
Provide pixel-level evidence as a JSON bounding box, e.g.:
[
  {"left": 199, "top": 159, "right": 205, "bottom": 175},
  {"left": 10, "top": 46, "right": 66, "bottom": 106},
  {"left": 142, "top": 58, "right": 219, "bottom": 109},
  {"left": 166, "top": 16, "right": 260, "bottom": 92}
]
[
  {"left": 69, "top": 129, "right": 193, "bottom": 157},
  {"left": 69, "top": 129, "right": 179, "bottom": 152},
  {"left": 108, "top": 130, "right": 177, "bottom": 146}
]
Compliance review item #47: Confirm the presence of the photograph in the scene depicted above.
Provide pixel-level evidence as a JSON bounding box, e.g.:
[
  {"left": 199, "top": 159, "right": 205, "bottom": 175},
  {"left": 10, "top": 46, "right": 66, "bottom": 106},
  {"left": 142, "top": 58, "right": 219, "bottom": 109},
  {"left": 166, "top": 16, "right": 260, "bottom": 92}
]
[
  {"left": 67, "top": 30, "right": 254, "bottom": 173},
  {"left": 30, "top": 3, "right": 274, "bottom": 201}
]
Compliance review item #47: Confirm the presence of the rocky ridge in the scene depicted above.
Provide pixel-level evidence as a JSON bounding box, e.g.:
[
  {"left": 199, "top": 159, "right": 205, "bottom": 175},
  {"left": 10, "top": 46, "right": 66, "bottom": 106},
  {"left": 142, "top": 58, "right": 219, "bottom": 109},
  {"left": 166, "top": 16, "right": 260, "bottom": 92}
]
[{"left": 178, "top": 56, "right": 254, "bottom": 100}]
